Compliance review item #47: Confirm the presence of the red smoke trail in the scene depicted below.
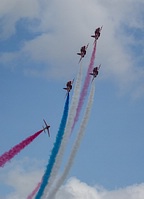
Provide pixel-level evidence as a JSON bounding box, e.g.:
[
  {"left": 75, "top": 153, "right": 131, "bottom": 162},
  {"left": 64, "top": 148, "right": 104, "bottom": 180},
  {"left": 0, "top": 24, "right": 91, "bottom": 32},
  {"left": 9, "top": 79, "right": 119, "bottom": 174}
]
[
  {"left": 0, "top": 129, "right": 43, "bottom": 167},
  {"left": 71, "top": 41, "right": 97, "bottom": 131},
  {"left": 27, "top": 182, "right": 41, "bottom": 199}
]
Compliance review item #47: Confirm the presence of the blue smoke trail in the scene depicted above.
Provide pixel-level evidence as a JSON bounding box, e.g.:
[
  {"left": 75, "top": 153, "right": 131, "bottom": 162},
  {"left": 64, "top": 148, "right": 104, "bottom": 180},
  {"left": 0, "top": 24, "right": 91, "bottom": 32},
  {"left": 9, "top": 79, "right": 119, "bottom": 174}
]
[{"left": 35, "top": 93, "right": 69, "bottom": 199}]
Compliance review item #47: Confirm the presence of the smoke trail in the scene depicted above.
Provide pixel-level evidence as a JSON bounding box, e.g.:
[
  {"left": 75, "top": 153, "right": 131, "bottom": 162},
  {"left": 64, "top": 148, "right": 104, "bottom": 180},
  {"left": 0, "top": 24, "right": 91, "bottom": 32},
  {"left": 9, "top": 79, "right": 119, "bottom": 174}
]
[
  {"left": 48, "top": 82, "right": 95, "bottom": 199},
  {"left": 0, "top": 130, "right": 43, "bottom": 167},
  {"left": 27, "top": 182, "right": 41, "bottom": 199},
  {"left": 71, "top": 41, "right": 97, "bottom": 132},
  {"left": 42, "top": 63, "right": 83, "bottom": 198},
  {"left": 35, "top": 93, "right": 70, "bottom": 199}
]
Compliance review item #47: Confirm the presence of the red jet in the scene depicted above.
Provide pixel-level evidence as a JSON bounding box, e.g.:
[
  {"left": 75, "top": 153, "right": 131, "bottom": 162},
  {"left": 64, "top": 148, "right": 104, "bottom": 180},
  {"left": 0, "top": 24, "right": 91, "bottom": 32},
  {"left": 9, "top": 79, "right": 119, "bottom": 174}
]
[
  {"left": 77, "top": 44, "right": 89, "bottom": 63},
  {"left": 63, "top": 79, "right": 74, "bottom": 93},
  {"left": 91, "top": 26, "right": 102, "bottom": 41},
  {"left": 89, "top": 64, "right": 101, "bottom": 82},
  {"left": 43, "top": 119, "right": 50, "bottom": 137}
]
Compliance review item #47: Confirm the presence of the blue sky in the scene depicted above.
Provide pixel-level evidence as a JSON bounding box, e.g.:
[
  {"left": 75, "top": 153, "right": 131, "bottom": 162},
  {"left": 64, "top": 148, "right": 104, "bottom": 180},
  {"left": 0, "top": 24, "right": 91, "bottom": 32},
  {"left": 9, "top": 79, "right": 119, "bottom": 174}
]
[{"left": 0, "top": 0, "right": 144, "bottom": 198}]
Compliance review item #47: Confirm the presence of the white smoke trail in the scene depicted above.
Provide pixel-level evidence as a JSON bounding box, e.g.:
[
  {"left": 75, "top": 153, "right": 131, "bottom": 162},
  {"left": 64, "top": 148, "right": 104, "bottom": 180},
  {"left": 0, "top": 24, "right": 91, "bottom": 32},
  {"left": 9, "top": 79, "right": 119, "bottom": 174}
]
[
  {"left": 42, "top": 63, "right": 83, "bottom": 199},
  {"left": 48, "top": 82, "right": 95, "bottom": 199}
]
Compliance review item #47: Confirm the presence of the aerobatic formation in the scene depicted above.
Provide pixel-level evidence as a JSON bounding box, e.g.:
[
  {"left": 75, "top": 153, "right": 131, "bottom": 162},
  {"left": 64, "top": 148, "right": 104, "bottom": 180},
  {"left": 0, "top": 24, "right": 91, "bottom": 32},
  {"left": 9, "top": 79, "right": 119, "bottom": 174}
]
[{"left": 0, "top": 26, "right": 102, "bottom": 199}]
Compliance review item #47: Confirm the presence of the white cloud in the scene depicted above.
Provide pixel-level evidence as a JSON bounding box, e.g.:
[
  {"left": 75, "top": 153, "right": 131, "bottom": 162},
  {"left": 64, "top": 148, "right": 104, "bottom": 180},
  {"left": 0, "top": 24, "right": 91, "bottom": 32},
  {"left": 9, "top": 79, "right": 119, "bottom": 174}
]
[
  {"left": 1, "top": 169, "right": 144, "bottom": 199},
  {"left": 1, "top": 163, "right": 144, "bottom": 199},
  {"left": 0, "top": 0, "right": 42, "bottom": 39},
  {"left": 0, "top": 158, "right": 44, "bottom": 199},
  {"left": 54, "top": 177, "right": 144, "bottom": 199}
]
